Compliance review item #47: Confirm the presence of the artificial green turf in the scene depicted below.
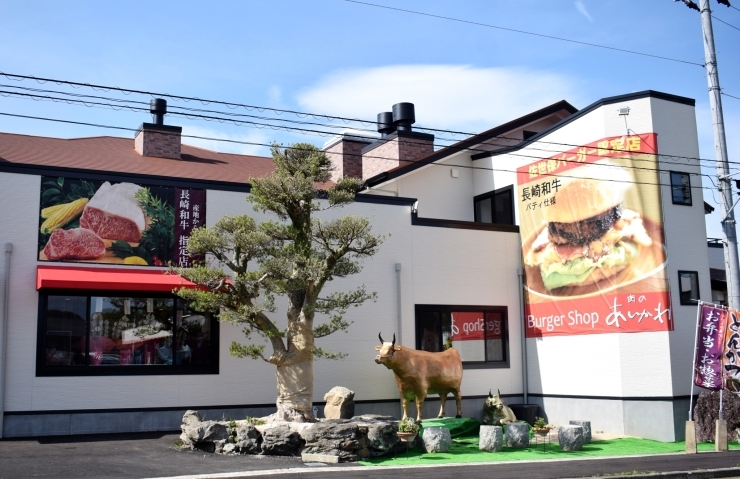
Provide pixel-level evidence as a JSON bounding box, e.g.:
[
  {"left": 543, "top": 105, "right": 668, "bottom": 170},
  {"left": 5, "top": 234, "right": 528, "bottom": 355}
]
[
  {"left": 419, "top": 417, "right": 480, "bottom": 438},
  {"left": 359, "top": 437, "right": 740, "bottom": 466}
]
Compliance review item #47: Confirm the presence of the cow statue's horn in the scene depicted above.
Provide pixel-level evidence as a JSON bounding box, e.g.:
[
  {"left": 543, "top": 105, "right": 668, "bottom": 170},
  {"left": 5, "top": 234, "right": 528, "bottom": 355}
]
[
  {"left": 379, "top": 333, "right": 384, "bottom": 344},
  {"left": 489, "top": 389, "right": 492, "bottom": 398},
  {"left": 497, "top": 389, "right": 501, "bottom": 396},
  {"left": 392, "top": 333, "right": 396, "bottom": 348}
]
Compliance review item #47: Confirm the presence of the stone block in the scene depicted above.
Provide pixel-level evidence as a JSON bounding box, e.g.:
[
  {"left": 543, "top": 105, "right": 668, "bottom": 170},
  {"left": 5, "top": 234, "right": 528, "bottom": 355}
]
[
  {"left": 479, "top": 425, "right": 503, "bottom": 452},
  {"left": 505, "top": 422, "right": 529, "bottom": 448},
  {"left": 558, "top": 425, "right": 585, "bottom": 451},
  {"left": 323, "top": 386, "right": 355, "bottom": 419},
  {"left": 716, "top": 419, "right": 728, "bottom": 452},
  {"left": 302, "top": 453, "right": 340, "bottom": 464},
  {"left": 686, "top": 421, "right": 697, "bottom": 454},
  {"left": 569, "top": 420, "right": 592, "bottom": 443},
  {"left": 422, "top": 427, "right": 451, "bottom": 453}
]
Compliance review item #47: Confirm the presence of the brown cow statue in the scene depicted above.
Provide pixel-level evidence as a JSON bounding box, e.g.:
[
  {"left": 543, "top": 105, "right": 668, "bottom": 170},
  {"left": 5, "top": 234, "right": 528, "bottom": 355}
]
[{"left": 375, "top": 332, "right": 463, "bottom": 422}]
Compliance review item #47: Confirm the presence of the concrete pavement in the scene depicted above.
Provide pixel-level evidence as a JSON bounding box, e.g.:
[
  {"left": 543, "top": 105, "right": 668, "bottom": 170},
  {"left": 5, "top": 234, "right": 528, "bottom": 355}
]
[{"left": 2, "top": 432, "right": 740, "bottom": 479}]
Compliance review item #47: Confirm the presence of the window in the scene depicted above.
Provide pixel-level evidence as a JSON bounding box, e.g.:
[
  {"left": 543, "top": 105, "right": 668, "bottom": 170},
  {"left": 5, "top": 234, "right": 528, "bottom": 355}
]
[
  {"left": 474, "top": 186, "right": 514, "bottom": 225},
  {"left": 38, "top": 291, "right": 218, "bottom": 376},
  {"left": 415, "top": 305, "right": 508, "bottom": 367},
  {"left": 670, "top": 171, "right": 692, "bottom": 205},
  {"left": 678, "top": 271, "right": 700, "bottom": 305}
]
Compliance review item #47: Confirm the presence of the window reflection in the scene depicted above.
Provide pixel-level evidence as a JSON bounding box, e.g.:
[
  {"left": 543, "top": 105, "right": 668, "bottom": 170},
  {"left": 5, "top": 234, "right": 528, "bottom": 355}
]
[
  {"left": 45, "top": 296, "right": 87, "bottom": 366},
  {"left": 176, "top": 300, "right": 212, "bottom": 366}
]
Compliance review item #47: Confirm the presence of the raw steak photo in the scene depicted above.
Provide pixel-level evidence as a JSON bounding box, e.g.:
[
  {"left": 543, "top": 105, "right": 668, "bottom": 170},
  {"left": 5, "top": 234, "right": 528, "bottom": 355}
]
[
  {"left": 43, "top": 228, "right": 105, "bottom": 260},
  {"left": 80, "top": 181, "right": 146, "bottom": 242}
]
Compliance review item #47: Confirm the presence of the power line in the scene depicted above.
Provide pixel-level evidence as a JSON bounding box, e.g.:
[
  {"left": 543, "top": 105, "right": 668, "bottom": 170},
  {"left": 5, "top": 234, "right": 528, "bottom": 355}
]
[
  {"left": 0, "top": 82, "right": 728, "bottom": 170},
  {"left": 712, "top": 14, "right": 740, "bottom": 30},
  {"left": 342, "top": 0, "right": 704, "bottom": 66},
  {"left": 0, "top": 110, "right": 718, "bottom": 192},
  {"left": 722, "top": 92, "right": 740, "bottom": 100}
]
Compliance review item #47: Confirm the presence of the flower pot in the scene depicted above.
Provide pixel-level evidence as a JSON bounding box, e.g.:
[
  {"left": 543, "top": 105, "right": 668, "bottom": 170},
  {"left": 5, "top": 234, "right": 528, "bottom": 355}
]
[
  {"left": 397, "top": 431, "right": 418, "bottom": 443},
  {"left": 533, "top": 428, "right": 550, "bottom": 437}
]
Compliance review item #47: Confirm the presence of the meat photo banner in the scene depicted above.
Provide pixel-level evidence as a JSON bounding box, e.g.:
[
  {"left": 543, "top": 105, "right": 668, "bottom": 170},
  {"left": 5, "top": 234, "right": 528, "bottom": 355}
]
[
  {"left": 38, "top": 176, "right": 206, "bottom": 267},
  {"left": 519, "top": 133, "right": 673, "bottom": 337},
  {"left": 694, "top": 303, "right": 728, "bottom": 390}
]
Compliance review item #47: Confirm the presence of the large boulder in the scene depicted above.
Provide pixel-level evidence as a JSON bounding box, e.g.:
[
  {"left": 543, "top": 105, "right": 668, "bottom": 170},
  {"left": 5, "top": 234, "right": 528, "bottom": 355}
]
[
  {"left": 694, "top": 391, "right": 740, "bottom": 442},
  {"left": 558, "top": 425, "right": 585, "bottom": 451},
  {"left": 569, "top": 420, "right": 592, "bottom": 443},
  {"left": 235, "top": 424, "right": 262, "bottom": 454},
  {"left": 301, "top": 421, "right": 364, "bottom": 461},
  {"left": 261, "top": 424, "right": 304, "bottom": 456},
  {"left": 505, "top": 422, "right": 529, "bottom": 448},
  {"left": 422, "top": 427, "right": 451, "bottom": 453},
  {"left": 324, "top": 387, "right": 355, "bottom": 420},
  {"left": 479, "top": 425, "right": 503, "bottom": 452}
]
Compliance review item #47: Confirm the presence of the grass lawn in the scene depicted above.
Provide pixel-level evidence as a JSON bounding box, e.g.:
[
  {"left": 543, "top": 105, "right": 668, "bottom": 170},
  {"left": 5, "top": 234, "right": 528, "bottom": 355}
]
[{"left": 359, "top": 437, "right": 740, "bottom": 466}]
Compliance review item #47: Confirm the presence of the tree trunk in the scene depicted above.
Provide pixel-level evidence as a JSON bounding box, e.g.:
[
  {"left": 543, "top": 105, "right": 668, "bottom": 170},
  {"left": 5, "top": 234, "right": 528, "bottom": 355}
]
[{"left": 271, "top": 315, "right": 315, "bottom": 422}]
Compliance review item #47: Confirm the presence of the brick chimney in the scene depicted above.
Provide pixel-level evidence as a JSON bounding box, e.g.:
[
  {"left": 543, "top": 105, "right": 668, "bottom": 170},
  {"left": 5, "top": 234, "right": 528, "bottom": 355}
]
[
  {"left": 134, "top": 99, "right": 182, "bottom": 160},
  {"left": 325, "top": 133, "right": 373, "bottom": 182},
  {"left": 361, "top": 103, "right": 434, "bottom": 181}
]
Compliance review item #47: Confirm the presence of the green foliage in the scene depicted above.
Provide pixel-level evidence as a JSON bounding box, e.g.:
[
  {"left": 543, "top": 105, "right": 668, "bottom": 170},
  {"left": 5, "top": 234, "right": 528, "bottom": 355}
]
[
  {"left": 398, "top": 417, "right": 420, "bottom": 434},
  {"left": 173, "top": 142, "right": 384, "bottom": 367},
  {"left": 245, "top": 416, "right": 266, "bottom": 426},
  {"left": 136, "top": 188, "right": 175, "bottom": 264},
  {"left": 40, "top": 177, "right": 97, "bottom": 208}
]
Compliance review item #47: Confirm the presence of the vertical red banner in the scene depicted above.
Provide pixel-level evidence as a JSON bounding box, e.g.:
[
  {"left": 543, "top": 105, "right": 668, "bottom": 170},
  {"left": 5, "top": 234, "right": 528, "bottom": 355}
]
[{"left": 174, "top": 188, "right": 206, "bottom": 267}]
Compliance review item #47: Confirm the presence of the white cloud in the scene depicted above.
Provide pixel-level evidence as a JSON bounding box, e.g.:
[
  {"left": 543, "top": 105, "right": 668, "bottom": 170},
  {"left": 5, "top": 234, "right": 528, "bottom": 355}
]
[
  {"left": 296, "top": 65, "right": 585, "bottom": 135},
  {"left": 575, "top": 1, "right": 593, "bottom": 22},
  {"left": 180, "top": 125, "right": 270, "bottom": 156},
  {"left": 268, "top": 85, "right": 283, "bottom": 104}
]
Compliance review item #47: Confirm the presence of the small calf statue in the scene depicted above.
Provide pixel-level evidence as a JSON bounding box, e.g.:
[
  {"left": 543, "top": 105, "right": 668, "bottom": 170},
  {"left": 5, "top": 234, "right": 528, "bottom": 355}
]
[
  {"left": 374, "top": 332, "right": 463, "bottom": 422},
  {"left": 482, "top": 389, "right": 517, "bottom": 426}
]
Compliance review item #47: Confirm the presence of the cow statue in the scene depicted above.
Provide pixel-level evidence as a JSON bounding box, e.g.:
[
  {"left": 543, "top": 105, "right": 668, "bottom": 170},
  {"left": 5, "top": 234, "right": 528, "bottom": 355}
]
[
  {"left": 482, "top": 389, "right": 517, "bottom": 426},
  {"left": 374, "top": 332, "right": 463, "bottom": 422}
]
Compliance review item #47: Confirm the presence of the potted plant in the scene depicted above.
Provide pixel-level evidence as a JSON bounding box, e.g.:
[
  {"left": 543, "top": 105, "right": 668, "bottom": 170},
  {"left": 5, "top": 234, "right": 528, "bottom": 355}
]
[
  {"left": 532, "top": 417, "right": 553, "bottom": 436},
  {"left": 397, "top": 417, "right": 420, "bottom": 443}
]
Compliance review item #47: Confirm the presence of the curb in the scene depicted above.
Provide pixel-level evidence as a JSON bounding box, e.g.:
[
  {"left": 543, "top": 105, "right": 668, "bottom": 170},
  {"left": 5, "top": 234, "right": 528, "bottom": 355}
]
[{"left": 584, "top": 466, "right": 740, "bottom": 479}]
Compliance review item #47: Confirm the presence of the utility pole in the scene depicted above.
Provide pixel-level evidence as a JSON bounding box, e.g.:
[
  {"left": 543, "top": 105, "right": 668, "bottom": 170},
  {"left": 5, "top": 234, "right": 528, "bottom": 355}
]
[{"left": 698, "top": 0, "right": 740, "bottom": 309}]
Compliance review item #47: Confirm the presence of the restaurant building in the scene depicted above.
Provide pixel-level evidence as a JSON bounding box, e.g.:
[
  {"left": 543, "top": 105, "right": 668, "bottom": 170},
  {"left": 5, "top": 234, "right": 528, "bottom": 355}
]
[{"left": 0, "top": 90, "right": 710, "bottom": 441}]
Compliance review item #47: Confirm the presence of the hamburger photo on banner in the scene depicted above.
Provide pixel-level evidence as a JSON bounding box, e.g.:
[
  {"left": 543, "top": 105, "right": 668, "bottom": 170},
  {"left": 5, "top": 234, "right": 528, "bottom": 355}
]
[{"left": 524, "top": 163, "right": 654, "bottom": 292}]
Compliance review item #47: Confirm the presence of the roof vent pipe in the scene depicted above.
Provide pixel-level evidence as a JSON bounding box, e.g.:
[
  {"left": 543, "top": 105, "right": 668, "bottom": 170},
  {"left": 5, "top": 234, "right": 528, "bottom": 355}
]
[
  {"left": 392, "top": 102, "right": 415, "bottom": 132},
  {"left": 377, "top": 112, "right": 395, "bottom": 138},
  {"left": 150, "top": 98, "right": 167, "bottom": 126}
]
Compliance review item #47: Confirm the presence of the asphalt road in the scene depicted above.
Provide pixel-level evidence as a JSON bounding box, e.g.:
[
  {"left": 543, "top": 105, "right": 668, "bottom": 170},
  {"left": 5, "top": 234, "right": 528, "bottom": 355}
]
[{"left": 2, "top": 432, "right": 740, "bottom": 479}]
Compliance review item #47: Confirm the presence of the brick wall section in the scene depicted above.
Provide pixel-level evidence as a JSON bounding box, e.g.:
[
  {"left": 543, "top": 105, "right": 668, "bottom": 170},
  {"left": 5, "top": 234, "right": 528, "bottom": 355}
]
[
  {"left": 326, "top": 139, "right": 370, "bottom": 182},
  {"left": 362, "top": 132, "right": 434, "bottom": 181},
  {"left": 134, "top": 124, "right": 182, "bottom": 160}
]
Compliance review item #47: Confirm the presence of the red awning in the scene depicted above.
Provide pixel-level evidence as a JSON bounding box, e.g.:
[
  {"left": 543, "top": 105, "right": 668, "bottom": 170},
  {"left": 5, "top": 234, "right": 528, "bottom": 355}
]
[{"left": 36, "top": 265, "right": 202, "bottom": 292}]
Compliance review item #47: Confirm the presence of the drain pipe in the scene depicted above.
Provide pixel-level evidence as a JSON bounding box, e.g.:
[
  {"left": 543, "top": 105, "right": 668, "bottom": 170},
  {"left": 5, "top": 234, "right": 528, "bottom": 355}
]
[
  {"left": 0, "top": 243, "right": 12, "bottom": 439},
  {"left": 395, "top": 263, "right": 402, "bottom": 345},
  {"left": 517, "top": 267, "right": 528, "bottom": 404}
]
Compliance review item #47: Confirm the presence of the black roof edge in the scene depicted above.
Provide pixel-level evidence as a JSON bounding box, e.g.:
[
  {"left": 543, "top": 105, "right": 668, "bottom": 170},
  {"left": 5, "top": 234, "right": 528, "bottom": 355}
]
[
  {"left": 362, "top": 100, "right": 577, "bottom": 188},
  {"left": 471, "top": 90, "right": 695, "bottom": 161},
  {"left": 354, "top": 193, "right": 417, "bottom": 206}
]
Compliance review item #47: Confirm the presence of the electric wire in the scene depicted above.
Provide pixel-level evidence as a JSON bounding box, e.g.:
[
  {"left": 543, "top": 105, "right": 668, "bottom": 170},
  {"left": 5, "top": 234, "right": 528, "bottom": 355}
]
[
  {"left": 0, "top": 110, "right": 718, "bottom": 192},
  {"left": 722, "top": 92, "right": 740, "bottom": 100},
  {"left": 712, "top": 14, "right": 740, "bottom": 31},
  {"left": 342, "top": 0, "right": 704, "bottom": 67},
  {"left": 0, "top": 83, "right": 729, "bottom": 170}
]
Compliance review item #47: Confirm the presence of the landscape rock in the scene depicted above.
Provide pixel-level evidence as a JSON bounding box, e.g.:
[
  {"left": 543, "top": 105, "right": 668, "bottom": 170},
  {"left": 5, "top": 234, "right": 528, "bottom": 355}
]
[
  {"left": 505, "top": 422, "right": 529, "bottom": 448},
  {"left": 222, "top": 443, "right": 237, "bottom": 455},
  {"left": 479, "top": 425, "right": 503, "bottom": 452},
  {"left": 351, "top": 416, "right": 399, "bottom": 454},
  {"left": 422, "top": 426, "right": 451, "bottom": 453},
  {"left": 694, "top": 390, "right": 740, "bottom": 442},
  {"left": 182, "top": 410, "right": 202, "bottom": 428},
  {"left": 301, "top": 421, "right": 363, "bottom": 461},
  {"left": 569, "top": 420, "right": 592, "bottom": 443},
  {"left": 235, "top": 424, "right": 262, "bottom": 454},
  {"left": 558, "top": 425, "right": 585, "bottom": 451},
  {"left": 323, "top": 387, "right": 355, "bottom": 420},
  {"left": 261, "top": 424, "right": 304, "bottom": 456}
]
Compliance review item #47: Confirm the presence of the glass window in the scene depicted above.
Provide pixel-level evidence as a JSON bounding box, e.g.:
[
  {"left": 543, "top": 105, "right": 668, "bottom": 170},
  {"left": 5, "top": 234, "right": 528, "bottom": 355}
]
[
  {"left": 679, "top": 271, "right": 700, "bottom": 305},
  {"left": 416, "top": 306, "right": 508, "bottom": 366},
  {"left": 44, "top": 295, "right": 87, "bottom": 366},
  {"left": 670, "top": 172, "right": 692, "bottom": 206},
  {"left": 474, "top": 186, "right": 514, "bottom": 225},
  {"left": 37, "top": 292, "right": 217, "bottom": 375}
]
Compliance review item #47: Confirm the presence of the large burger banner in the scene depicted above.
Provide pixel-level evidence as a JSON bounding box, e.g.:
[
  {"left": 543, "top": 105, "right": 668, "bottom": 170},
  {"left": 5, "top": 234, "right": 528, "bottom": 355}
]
[
  {"left": 38, "top": 175, "right": 205, "bottom": 267},
  {"left": 519, "top": 133, "right": 673, "bottom": 337}
]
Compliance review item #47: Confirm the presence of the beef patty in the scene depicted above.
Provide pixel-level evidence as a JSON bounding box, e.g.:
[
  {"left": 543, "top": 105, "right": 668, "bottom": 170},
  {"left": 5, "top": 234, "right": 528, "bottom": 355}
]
[{"left": 548, "top": 206, "right": 621, "bottom": 246}]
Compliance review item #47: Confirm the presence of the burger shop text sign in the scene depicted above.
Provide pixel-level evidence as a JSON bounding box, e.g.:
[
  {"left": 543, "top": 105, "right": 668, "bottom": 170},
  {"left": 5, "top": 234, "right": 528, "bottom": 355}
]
[
  {"left": 451, "top": 312, "right": 503, "bottom": 341},
  {"left": 518, "top": 133, "right": 673, "bottom": 337}
]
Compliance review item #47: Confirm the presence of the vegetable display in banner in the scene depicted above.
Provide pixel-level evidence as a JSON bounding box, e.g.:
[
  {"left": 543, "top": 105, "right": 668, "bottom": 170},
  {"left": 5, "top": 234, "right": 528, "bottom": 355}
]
[
  {"left": 694, "top": 303, "right": 728, "bottom": 390},
  {"left": 38, "top": 176, "right": 205, "bottom": 267},
  {"left": 519, "top": 134, "right": 672, "bottom": 337}
]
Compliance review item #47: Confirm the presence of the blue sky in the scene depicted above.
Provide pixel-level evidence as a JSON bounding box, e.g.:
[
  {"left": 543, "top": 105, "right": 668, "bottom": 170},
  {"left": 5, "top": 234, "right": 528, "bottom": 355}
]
[{"left": 0, "top": 0, "right": 738, "bottom": 237}]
